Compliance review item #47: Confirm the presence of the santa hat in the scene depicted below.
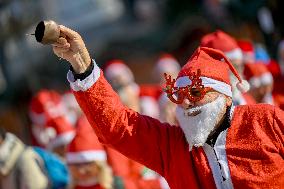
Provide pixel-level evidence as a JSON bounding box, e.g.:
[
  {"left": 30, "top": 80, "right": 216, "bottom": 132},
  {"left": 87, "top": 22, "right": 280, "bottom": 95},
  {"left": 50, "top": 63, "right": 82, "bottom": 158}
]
[
  {"left": 104, "top": 59, "right": 134, "bottom": 83},
  {"left": 237, "top": 40, "right": 255, "bottom": 64},
  {"left": 243, "top": 62, "right": 273, "bottom": 88},
  {"left": 66, "top": 116, "right": 106, "bottom": 164},
  {"left": 46, "top": 116, "right": 76, "bottom": 150},
  {"left": 176, "top": 47, "right": 250, "bottom": 97},
  {"left": 29, "top": 89, "right": 64, "bottom": 125},
  {"left": 139, "top": 85, "right": 160, "bottom": 119},
  {"left": 200, "top": 30, "right": 243, "bottom": 61},
  {"left": 155, "top": 54, "right": 181, "bottom": 75}
]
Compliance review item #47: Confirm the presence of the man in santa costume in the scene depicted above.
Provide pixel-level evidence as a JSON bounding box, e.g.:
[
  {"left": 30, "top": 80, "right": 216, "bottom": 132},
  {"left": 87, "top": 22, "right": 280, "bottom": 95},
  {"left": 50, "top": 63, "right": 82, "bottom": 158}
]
[
  {"left": 201, "top": 30, "right": 256, "bottom": 106},
  {"left": 52, "top": 25, "right": 284, "bottom": 189},
  {"left": 66, "top": 116, "right": 113, "bottom": 189},
  {"left": 243, "top": 62, "right": 275, "bottom": 105}
]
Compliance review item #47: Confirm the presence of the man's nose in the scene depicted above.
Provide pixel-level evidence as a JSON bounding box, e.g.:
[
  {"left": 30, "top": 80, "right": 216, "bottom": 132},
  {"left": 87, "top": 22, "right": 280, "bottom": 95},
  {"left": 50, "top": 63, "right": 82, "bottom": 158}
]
[{"left": 181, "top": 99, "right": 194, "bottom": 109}]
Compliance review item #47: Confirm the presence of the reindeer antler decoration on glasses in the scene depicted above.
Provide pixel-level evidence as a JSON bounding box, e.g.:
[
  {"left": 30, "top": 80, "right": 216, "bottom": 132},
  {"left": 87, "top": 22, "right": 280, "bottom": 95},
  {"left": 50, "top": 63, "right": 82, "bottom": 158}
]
[{"left": 164, "top": 69, "right": 211, "bottom": 104}]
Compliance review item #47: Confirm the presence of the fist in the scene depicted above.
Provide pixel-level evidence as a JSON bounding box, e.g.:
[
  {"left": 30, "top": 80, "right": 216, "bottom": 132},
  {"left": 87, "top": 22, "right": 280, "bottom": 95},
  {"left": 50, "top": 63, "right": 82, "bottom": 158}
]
[{"left": 52, "top": 25, "right": 91, "bottom": 74}]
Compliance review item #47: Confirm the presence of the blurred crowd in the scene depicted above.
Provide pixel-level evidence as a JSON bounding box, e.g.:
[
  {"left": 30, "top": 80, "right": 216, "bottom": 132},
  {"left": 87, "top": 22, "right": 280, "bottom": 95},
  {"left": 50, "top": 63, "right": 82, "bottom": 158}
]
[
  {"left": 1, "top": 0, "right": 284, "bottom": 189},
  {"left": 1, "top": 29, "right": 284, "bottom": 188}
]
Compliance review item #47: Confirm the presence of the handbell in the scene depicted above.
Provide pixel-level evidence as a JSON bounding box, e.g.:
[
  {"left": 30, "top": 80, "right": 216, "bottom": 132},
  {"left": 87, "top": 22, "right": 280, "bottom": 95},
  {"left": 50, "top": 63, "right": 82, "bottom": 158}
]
[{"left": 35, "top": 20, "right": 60, "bottom": 45}]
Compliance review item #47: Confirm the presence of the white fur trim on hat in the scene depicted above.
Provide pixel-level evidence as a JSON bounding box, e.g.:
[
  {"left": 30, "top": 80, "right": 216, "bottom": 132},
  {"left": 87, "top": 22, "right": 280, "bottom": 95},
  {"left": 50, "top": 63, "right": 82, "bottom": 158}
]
[
  {"left": 175, "top": 76, "right": 232, "bottom": 97},
  {"left": 249, "top": 73, "right": 273, "bottom": 88},
  {"left": 225, "top": 48, "right": 243, "bottom": 61},
  {"left": 156, "top": 58, "right": 181, "bottom": 74},
  {"left": 236, "top": 80, "right": 250, "bottom": 93},
  {"left": 66, "top": 150, "right": 107, "bottom": 163},
  {"left": 47, "top": 131, "right": 75, "bottom": 150},
  {"left": 105, "top": 63, "right": 134, "bottom": 82}
]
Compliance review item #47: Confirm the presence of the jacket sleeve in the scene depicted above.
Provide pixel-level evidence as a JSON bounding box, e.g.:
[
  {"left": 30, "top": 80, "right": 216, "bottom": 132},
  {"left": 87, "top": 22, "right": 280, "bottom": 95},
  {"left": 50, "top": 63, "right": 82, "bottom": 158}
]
[
  {"left": 67, "top": 61, "right": 182, "bottom": 176},
  {"left": 19, "top": 148, "right": 49, "bottom": 189}
]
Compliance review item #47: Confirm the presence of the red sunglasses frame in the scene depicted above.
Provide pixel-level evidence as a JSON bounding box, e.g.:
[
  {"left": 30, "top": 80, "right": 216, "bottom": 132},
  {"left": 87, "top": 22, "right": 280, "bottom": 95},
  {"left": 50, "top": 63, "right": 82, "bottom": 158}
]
[{"left": 163, "top": 69, "right": 211, "bottom": 104}]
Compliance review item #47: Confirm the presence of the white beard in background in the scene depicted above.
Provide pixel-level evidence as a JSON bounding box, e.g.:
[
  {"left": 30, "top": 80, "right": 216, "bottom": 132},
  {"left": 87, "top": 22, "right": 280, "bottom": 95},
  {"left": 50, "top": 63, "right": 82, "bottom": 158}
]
[{"left": 176, "top": 96, "right": 227, "bottom": 151}]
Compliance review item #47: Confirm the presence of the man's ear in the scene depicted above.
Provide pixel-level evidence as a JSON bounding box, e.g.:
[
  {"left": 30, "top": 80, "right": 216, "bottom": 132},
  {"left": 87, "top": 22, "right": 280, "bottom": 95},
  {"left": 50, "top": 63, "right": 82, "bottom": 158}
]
[{"left": 225, "top": 96, "right": 232, "bottom": 107}]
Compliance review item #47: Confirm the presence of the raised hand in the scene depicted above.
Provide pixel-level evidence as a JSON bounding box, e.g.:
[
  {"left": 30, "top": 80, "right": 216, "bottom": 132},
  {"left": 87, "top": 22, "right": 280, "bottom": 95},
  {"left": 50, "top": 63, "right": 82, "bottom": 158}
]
[{"left": 52, "top": 25, "right": 91, "bottom": 74}]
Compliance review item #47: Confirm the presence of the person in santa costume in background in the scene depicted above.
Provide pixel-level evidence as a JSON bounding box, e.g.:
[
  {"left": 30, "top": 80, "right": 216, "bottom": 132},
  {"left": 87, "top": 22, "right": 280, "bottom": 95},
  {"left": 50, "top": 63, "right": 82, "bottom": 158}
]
[
  {"left": 243, "top": 62, "right": 275, "bottom": 105},
  {"left": 103, "top": 59, "right": 169, "bottom": 189},
  {"left": 154, "top": 53, "right": 180, "bottom": 125},
  {"left": 29, "top": 89, "right": 66, "bottom": 147},
  {"left": 237, "top": 39, "right": 255, "bottom": 65},
  {"left": 200, "top": 30, "right": 256, "bottom": 106},
  {"left": 104, "top": 60, "right": 140, "bottom": 112},
  {"left": 66, "top": 116, "right": 113, "bottom": 189},
  {"left": 51, "top": 25, "right": 284, "bottom": 189},
  {"left": 46, "top": 116, "right": 76, "bottom": 158}
]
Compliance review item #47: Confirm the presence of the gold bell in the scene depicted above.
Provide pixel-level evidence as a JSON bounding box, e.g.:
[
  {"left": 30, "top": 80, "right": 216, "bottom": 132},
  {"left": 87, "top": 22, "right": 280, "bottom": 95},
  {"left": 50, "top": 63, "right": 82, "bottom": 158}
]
[{"left": 35, "top": 20, "right": 60, "bottom": 45}]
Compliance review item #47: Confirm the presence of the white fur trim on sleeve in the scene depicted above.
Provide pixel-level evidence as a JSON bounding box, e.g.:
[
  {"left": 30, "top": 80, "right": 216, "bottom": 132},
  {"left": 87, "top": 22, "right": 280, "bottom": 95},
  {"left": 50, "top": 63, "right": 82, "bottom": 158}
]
[
  {"left": 67, "top": 60, "right": 101, "bottom": 92},
  {"left": 176, "top": 76, "right": 232, "bottom": 97}
]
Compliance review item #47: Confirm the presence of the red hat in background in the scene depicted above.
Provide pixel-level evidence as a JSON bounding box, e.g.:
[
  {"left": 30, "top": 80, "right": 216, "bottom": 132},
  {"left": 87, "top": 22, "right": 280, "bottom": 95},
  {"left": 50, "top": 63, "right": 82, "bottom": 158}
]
[
  {"left": 104, "top": 59, "right": 134, "bottom": 83},
  {"left": 46, "top": 116, "right": 76, "bottom": 150},
  {"left": 175, "top": 47, "right": 250, "bottom": 97},
  {"left": 155, "top": 53, "right": 181, "bottom": 75},
  {"left": 66, "top": 116, "right": 106, "bottom": 164},
  {"left": 237, "top": 40, "right": 255, "bottom": 64},
  {"left": 243, "top": 62, "right": 273, "bottom": 88},
  {"left": 200, "top": 30, "right": 243, "bottom": 61},
  {"left": 139, "top": 86, "right": 160, "bottom": 119},
  {"left": 29, "top": 89, "right": 64, "bottom": 125}
]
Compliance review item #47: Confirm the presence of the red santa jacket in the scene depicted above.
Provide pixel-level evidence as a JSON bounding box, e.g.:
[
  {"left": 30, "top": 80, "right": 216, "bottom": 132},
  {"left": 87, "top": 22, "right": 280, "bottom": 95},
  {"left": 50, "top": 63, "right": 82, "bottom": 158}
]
[{"left": 68, "top": 65, "right": 284, "bottom": 189}]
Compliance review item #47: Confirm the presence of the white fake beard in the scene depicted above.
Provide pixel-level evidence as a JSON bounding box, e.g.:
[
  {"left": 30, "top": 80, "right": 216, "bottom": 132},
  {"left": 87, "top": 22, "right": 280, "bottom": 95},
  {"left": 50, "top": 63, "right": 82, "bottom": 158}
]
[{"left": 176, "top": 96, "right": 226, "bottom": 151}]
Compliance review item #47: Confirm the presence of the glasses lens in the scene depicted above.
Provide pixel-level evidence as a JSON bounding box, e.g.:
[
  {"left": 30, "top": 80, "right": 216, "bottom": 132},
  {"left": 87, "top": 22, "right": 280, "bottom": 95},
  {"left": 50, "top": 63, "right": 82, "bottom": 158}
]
[{"left": 190, "top": 88, "right": 202, "bottom": 97}]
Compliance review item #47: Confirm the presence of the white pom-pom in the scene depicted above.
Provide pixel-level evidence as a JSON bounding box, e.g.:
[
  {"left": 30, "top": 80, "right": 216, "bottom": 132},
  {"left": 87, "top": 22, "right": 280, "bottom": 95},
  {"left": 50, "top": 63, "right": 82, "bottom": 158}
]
[{"left": 236, "top": 80, "right": 250, "bottom": 93}]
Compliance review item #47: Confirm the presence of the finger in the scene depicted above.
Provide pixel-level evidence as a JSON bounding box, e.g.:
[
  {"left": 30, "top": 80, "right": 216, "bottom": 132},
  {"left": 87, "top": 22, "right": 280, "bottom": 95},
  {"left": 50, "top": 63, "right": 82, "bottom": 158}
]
[
  {"left": 52, "top": 42, "right": 70, "bottom": 48},
  {"left": 53, "top": 46, "right": 69, "bottom": 54},
  {"left": 56, "top": 37, "right": 68, "bottom": 45},
  {"left": 59, "top": 25, "right": 80, "bottom": 39}
]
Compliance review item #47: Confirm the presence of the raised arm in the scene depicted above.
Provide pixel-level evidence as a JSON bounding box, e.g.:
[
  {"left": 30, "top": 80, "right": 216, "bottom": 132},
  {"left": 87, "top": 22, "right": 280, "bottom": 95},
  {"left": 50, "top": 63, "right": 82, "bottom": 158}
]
[{"left": 52, "top": 25, "right": 185, "bottom": 176}]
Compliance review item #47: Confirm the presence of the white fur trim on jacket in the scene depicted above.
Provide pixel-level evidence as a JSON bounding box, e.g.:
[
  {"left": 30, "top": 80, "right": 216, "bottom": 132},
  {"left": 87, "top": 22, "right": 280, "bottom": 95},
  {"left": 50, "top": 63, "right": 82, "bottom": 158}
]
[
  {"left": 175, "top": 76, "right": 232, "bottom": 97},
  {"left": 67, "top": 60, "right": 101, "bottom": 92},
  {"left": 66, "top": 150, "right": 107, "bottom": 163}
]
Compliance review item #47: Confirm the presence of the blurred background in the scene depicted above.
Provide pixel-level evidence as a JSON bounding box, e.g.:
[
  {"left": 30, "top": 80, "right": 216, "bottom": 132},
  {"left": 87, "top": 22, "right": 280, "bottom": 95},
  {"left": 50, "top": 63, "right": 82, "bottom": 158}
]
[{"left": 0, "top": 0, "right": 283, "bottom": 142}]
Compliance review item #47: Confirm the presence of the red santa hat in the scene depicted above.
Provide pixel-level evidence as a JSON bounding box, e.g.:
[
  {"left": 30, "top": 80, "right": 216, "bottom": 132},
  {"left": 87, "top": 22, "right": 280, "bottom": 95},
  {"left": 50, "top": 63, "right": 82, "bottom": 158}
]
[
  {"left": 139, "top": 85, "right": 160, "bottom": 119},
  {"left": 200, "top": 30, "right": 243, "bottom": 61},
  {"left": 237, "top": 40, "right": 255, "bottom": 64},
  {"left": 66, "top": 117, "right": 106, "bottom": 164},
  {"left": 104, "top": 59, "right": 134, "bottom": 83},
  {"left": 29, "top": 89, "right": 64, "bottom": 125},
  {"left": 155, "top": 53, "right": 181, "bottom": 75},
  {"left": 46, "top": 116, "right": 76, "bottom": 150},
  {"left": 175, "top": 47, "right": 250, "bottom": 97},
  {"left": 243, "top": 62, "right": 273, "bottom": 88}
]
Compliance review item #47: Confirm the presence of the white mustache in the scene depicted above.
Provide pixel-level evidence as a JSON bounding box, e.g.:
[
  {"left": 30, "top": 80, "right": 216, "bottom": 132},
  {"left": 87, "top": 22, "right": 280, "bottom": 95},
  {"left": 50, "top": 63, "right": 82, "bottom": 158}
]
[{"left": 184, "top": 106, "right": 202, "bottom": 116}]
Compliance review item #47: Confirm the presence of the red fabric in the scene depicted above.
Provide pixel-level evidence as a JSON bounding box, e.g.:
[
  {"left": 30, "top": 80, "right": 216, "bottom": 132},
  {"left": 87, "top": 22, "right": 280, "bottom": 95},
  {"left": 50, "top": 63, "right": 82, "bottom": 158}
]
[
  {"left": 243, "top": 62, "right": 270, "bottom": 80},
  {"left": 139, "top": 84, "right": 163, "bottom": 100},
  {"left": 68, "top": 116, "right": 105, "bottom": 154},
  {"left": 272, "top": 73, "right": 284, "bottom": 110},
  {"left": 201, "top": 30, "right": 239, "bottom": 52},
  {"left": 178, "top": 47, "right": 243, "bottom": 88},
  {"left": 73, "top": 71, "right": 284, "bottom": 189},
  {"left": 46, "top": 116, "right": 74, "bottom": 136}
]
